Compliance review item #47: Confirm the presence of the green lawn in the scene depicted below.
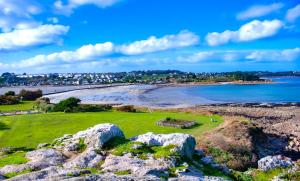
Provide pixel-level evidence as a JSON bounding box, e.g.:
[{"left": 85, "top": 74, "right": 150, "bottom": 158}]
[
  {"left": 0, "top": 101, "right": 35, "bottom": 113},
  {"left": 0, "top": 111, "right": 222, "bottom": 149}
]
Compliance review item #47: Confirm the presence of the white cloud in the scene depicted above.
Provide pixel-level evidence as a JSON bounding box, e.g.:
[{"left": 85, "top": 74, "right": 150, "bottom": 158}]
[
  {"left": 0, "top": 24, "right": 69, "bottom": 51},
  {"left": 246, "top": 48, "right": 300, "bottom": 61},
  {"left": 177, "top": 48, "right": 300, "bottom": 63},
  {"left": 206, "top": 19, "right": 283, "bottom": 46},
  {"left": 1, "top": 30, "right": 199, "bottom": 69},
  {"left": 54, "top": 0, "right": 122, "bottom": 15},
  {"left": 0, "top": 0, "right": 41, "bottom": 32},
  {"left": 10, "top": 42, "right": 114, "bottom": 68},
  {"left": 237, "top": 3, "right": 284, "bottom": 20},
  {"left": 286, "top": 4, "right": 300, "bottom": 22},
  {"left": 118, "top": 30, "right": 199, "bottom": 55}
]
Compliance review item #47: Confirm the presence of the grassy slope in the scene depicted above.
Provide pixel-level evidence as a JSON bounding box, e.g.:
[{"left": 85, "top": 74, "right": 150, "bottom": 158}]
[
  {"left": 0, "top": 111, "right": 222, "bottom": 149},
  {"left": 0, "top": 101, "right": 34, "bottom": 112}
]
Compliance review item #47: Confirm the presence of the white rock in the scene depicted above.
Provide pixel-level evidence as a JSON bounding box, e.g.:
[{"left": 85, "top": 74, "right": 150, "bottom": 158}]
[
  {"left": 131, "top": 132, "right": 196, "bottom": 158},
  {"left": 54, "top": 124, "right": 125, "bottom": 151},
  {"left": 26, "top": 149, "right": 66, "bottom": 167},
  {"left": 101, "top": 154, "right": 174, "bottom": 178},
  {"left": 258, "top": 155, "right": 293, "bottom": 171},
  {"left": 0, "top": 164, "right": 30, "bottom": 175},
  {"left": 63, "top": 148, "right": 104, "bottom": 169}
]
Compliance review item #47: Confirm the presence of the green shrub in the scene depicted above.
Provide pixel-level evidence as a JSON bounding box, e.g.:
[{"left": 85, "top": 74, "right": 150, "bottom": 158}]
[
  {"left": 230, "top": 170, "right": 253, "bottom": 181},
  {"left": 4, "top": 91, "right": 15, "bottom": 96},
  {"left": 76, "top": 138, "right": 87, "bottom": 152},
  {"left": 75, "top": 104, "right": 112, "bottom": 112},
  {"left": 19, "top": 89, "right": 42, "bottom": 101},
  {"left": 0, "top": 95, "right": 20, "bottom": 105},
  {"left": 115, "top": 105, "right": 136, "bottom": 112},
  {"left": 53, "top": 97, "right": 81, "bottom": 112},
  {"left": 35, "top": 97, "right": 54, "bottom": 112}
]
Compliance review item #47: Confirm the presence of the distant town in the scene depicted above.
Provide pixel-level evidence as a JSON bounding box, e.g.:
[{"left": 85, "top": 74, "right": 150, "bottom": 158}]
[{"left": 0, "top": 70, "right": 299, "bottom": 87}]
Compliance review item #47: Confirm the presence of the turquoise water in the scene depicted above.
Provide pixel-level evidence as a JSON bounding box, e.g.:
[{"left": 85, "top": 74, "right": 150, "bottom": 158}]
[
  {"left": 44, "top": 77, "right": 300, "bottom": 107},
  {"left": 144, "top": 77, "right": 300, "bottom": 105}
]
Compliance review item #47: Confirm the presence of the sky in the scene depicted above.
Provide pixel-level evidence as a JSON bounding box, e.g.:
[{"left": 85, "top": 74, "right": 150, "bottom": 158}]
[{"left": 0, "top": 0, "right": 300, "bottom": 73}]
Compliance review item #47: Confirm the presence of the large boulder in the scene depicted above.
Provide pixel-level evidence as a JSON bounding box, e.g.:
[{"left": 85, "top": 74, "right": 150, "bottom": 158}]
[
  {"left": 131, "top": 132, "right": 196, "bottom": 158},
  {"left": 258, "top": 155, "right": 293, "bottom": 171},
  {"left": 53, "top": 124, "right": 125, "bottom": 152}
]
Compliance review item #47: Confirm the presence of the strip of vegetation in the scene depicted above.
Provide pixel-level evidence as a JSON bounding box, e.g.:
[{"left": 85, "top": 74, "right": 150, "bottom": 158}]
[
  {"left": 115, "top": 170, "right": 131, "bottom": 175},
  {"left": 3, "top": 168, "right": 32, "bottom": 178},
  {"left": 104, "top": 137, "right": 179, "bottom": 159},
  {"left": 0, "top": 151, "right": 29, "bottom": 167},
  {"left": 35, "top": 97, "right": 112, "bottom": 113}
]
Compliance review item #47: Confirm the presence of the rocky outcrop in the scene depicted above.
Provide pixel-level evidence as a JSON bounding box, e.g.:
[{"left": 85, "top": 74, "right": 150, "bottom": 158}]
[
  {"left": 53, "top": 124, "right": 125, "bottom": 152},
  {"left": 63, "top": 148, "right": 104, "bottom": 169},
  {"left": 192, "top": 105, "right": 300, "bottom": 161},
  {"left": 131, "top": 132, "right": 196, "bottom": 158},
  {"left": 0, "top": 149, "right": 66, "bottom": 175},
  {"left": 258, "top": 155, "right": 293, "bottom": 171},
  {"left": 0, "top": 124, "right": 229, "bottom": 181}
]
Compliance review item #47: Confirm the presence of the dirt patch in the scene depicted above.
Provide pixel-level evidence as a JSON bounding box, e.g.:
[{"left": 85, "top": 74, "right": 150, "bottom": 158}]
[{"left": 198, "top": 116, "right": 257, "bottom": 171}]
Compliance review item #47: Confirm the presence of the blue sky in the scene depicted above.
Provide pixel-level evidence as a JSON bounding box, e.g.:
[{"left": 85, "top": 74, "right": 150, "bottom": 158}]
[{"left": 0, "top": 0, "right": 300, "bottom": 73}]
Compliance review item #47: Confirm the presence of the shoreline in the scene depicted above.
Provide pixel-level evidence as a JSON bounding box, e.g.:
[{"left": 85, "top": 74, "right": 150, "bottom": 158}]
[{"left": 0, "top": 80, "right": 275, "bottom": 96}]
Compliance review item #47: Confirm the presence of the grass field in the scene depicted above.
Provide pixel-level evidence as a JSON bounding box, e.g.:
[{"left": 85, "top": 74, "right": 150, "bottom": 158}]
[
  {"left": 0, "top": 101, "right": 35, "bottom": 112},
  {"left": 0, "top": 111, "right": 222, "bottom": 149}
]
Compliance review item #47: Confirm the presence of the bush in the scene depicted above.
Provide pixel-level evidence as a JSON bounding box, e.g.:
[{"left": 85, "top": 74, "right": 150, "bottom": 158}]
[
  {"left": 53, "top": 97, "right": 81, "bottom": 112},
  {"left": 116, "top": 105, "right": 136, "bottom": 112},
  {"left": 35, "top": 98, "right": 54, "bottom": 112},
  {"left": 4, "top": 91, "right": 15, "bottom": 96},
  {"left": 0, "top": 95, "right": 20, "bottom": 105},
  {"left": 75, "top": 104, "right": 112, "bottom": 112},
  {"left": 19, "top": 89, "right": 42, "bottom": 101},
  {"left": 35, "top": 97, "right": 51, "bottom": 112}
]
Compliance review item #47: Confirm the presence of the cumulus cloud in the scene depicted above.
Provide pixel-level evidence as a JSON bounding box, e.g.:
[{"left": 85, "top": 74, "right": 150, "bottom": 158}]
[
  {"left": 286, "top": 4, "right": 300, "bottom": 22},
  {"left": 246, "top": 48, "right": 300, "bottom": 61},
  {"left": 54, "top": 0, "right": 122, "bottom": 15},
  {"left": 177, "top": 48, "right": 300, "bottom": 63},
  {"left": 8, "top": 42, "right": 114, "bottom": 68},
  {"left": 237, "top": 3, "right": 284, "bottom": 20},
  {"left": 0, "top": 0, "right": 41, "bottom": 32},
  {"left": 1, "top": 30, "right": 198, "bottom": 69},
  {"left": 118, "top": 30, "right": 199, "bottom": 55},
  {"left": 0, "top": 24, "right": 69, "bottom": 51},
  {"left": 206, "top": 19, "right": 283, "bottom": 46}
]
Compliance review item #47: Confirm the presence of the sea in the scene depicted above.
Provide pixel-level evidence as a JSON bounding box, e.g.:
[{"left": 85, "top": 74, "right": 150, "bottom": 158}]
[{"left": 1, "top": 77, "right": 300, "bottom": 108}]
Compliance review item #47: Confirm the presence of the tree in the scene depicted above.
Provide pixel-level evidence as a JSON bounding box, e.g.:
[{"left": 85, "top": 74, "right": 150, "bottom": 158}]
[
  {"left": 4, "top": 91, "right": 15, "bottom": 96},
  {"left": 19, "top": 89, "right": 43, "bottom": 101}
]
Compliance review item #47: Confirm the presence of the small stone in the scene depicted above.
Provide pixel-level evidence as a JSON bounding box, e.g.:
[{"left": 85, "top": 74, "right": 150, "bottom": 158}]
[{"left": 258, "top": 155, "right": 293, "bottom": 171}]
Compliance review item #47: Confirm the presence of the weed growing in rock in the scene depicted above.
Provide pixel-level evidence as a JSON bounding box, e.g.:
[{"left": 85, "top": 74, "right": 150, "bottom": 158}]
[{"left": 115, "top": 170, "right": 131, "bottom": 175}]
